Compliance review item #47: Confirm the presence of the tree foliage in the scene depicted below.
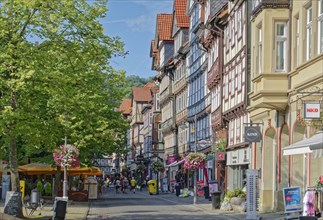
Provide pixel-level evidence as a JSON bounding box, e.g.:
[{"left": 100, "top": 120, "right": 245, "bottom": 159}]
[
  {"left": 0, "top": 0, "right": 129, "bottom": 193},
  {"left": 123, "top": 75, "right": 152, "bottom": 98}
]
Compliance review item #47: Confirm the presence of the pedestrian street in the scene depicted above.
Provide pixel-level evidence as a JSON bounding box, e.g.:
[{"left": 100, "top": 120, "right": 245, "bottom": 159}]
[{"left": 86, "top": 186, "right": 239, "bottom": 220}]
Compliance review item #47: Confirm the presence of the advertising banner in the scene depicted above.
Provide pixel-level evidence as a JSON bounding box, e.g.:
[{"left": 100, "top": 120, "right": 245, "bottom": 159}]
[{"left": 283, "top": 187, "right": 302, "bottom": 213}]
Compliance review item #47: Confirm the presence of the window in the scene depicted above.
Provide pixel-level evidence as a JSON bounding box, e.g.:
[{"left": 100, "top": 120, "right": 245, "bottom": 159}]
[
  {"left": 225, "top": 28, "right": 229, "bottom": 50},
  {"left": 237, "top": 8, "right": 242, "bottom": 39},
  {"left": 236, "top": 117, "right": 241, "bottom": 142},
  {"left": 306, "top": 6, "right": 312, "bottom": 60},
  {"left": 231, "top": 15, "right": 235, "bottom": 46},
  {"left": 231, "top": 69, "right": 235, "bottom": 95},
  {"left": 237, "top": 63, "right": 242, "bottom": 91},
  {"left": 318, "top": 0, "right": 323, "bottom": 54},
  {"left": 224, "top": 74, "right": 229, "bottom": 99},
  {"left": 294, "top": 15, "right": 300, "bottom": 67},
  {"left": 275, "top": 22, "right": 287, "bottom": 72},
  {"left": 258, "top": 26, "right": 262, "bottom": 74},
  {"left": 230, "top": 122, "right": 234, "bottom": 145}
]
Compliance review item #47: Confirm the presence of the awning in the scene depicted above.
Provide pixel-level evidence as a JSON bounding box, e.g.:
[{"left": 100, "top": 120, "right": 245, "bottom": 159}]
[
  {"left": 165, "top": 159, "right": 185, "bottom": 168},
  {"left": 283, "top": 131, "right": 323, "bottom": 156}
]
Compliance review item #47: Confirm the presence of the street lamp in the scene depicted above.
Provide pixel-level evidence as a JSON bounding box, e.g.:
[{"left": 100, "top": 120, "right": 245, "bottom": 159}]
[{"left": 193, "top": 115, "right": 197, "bottom": 205}]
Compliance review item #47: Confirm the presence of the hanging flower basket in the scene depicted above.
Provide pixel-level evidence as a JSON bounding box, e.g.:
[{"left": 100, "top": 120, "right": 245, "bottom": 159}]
[
  {"left": 136, "top": 163, "right": 146, "bottom": 173},
  {"left": 53, "top": 145, "right": 80, "bottom": 168},
  {"left": 151, "top": 160, "right": 165, "bottom": 173},
  {"left": 184, "top": 152, "right": 207, "bottom": 170}
]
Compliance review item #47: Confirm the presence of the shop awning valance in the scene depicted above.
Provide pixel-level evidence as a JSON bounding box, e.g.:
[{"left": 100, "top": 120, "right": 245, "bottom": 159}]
[
  {"left": 165, "top": 159, "right": 185, "bottom": 168},
  {"left": 283, "top": 131, "right": 323, "bottom": 156}
]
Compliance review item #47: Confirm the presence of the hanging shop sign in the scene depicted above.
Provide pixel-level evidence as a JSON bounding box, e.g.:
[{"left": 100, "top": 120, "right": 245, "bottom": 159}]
[
  {"left": 304, "top": 103, "right": 321, "bottom": 119},
  {"left": 244, "top": 126, "right": 262, "bottom": 142}
]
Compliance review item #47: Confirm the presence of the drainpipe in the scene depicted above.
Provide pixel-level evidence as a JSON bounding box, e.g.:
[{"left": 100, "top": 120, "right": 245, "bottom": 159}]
[{"left": 287, "top": 0, "right": 293, "bottom": 189}]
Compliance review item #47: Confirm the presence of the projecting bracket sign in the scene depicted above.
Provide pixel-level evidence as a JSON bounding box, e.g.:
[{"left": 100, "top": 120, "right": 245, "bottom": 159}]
[{"left": 244, "top": 126, "right": 262, "bottom": 143}]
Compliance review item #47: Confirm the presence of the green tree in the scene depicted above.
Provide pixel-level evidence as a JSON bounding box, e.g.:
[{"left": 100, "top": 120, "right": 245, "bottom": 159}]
[
  {"left": 123, "top": 75, "right": 152, "bottom": 98},
  {"left": 0, "top": 0, "right": 128, "bottom": 202}
]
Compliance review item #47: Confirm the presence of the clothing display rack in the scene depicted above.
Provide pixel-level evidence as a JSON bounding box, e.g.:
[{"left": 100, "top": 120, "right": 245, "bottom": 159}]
[{"left": 303, "top": 186, "right": 323, "bottom": 218}]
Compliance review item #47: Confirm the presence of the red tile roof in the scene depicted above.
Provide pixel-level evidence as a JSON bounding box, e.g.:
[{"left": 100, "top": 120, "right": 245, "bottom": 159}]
[
  {"left": 118, "top": 98, "right": 132, "bottom": 115},
  {"left": 132, "top": 87, "right": 152, "bottom": 102},
  {"left": 144, "top": 82, "right": 155, "bottom": 89},
  {"left": 157, "top": 14, "right": 173, "bottom": 41},
  {"left": 174, "top": 0, "right": 189, "bottom": 28}
]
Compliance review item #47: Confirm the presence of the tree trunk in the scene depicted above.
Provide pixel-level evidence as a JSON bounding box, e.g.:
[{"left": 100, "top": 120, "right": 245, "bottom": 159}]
[
  {"left": 9, "top": 136, "right": 20, "bottom": 192},
  {"left": 53, "top": 166, "right": 61, "bottom": 200},
  {"left": 8, "top": 136, "right": 24, "bottom": 218}
]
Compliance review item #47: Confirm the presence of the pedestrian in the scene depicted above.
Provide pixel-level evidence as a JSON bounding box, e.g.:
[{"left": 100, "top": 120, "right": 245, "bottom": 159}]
[
  {"left": 115, "top": 178, "right": 121, "bottom": 193},
  {"left": 124, "top": 177, "right": 129, "bottom": 194},
  {"left": 120, "top": 177, "right": 125, "bottom": 193},
  {"left": 130, "top": 177, "right": 136, "bottom": 194}
]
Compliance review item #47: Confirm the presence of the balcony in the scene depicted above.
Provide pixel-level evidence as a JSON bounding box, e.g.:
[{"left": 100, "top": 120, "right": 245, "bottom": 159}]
[
  {"left": 249, "top": 73, "right": 288, "bottom": 111},
  {"left": 252, "top": 0, "right": 290, "bottom": 17},
  {"left": 211, "top": 107, "right": 223, "bottom": 129},
  {"left": 207, "top": 58, "right": 221, "bottom": 89},
  {"left": 161, "top": 118, "right": 176, "bottom": 135},
  {"left": 174, "top": 77, "right": 187, "bottom": 95},
  {"left": 176, "top": 109, "right": 188, "bottom": 124}
]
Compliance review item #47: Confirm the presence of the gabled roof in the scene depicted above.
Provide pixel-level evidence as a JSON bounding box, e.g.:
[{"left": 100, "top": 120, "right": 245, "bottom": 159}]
[
  {"left": 132, "top": 86, "right": 152, "bottom": 103},
  {"left": 174, "top": 0, "right": 189, "bottom": 28},
  {"left": 144, "top": 82, "right": 155, "bottom": 89},
  {"left": 157, "top": 14, "right": 173, "bottom": 41},
  {"left": 118, "top": 98, "right": 132, "bottom": 115}
]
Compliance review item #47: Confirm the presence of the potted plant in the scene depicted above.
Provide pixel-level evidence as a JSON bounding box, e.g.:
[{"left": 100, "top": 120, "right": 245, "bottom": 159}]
[{"left": 222, "top": 188, "right": 246, "bottom": 212}]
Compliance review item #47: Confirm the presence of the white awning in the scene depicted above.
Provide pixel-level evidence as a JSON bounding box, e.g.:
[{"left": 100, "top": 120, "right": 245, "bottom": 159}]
[
  {"left": 165, "top": 159, "right": 185, "bottom": 168},
  {"left": 283, "top": 131, "right": 323, "bottom": 156}
]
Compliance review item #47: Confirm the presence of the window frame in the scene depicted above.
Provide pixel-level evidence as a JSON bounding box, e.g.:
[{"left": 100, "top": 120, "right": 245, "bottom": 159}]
[
  {"left": 274, "top": 21, "right": 288, "bottom": 73},
  {"left": 306, "top": 6, "right": 313, "bottom": 61},
  {"left": 318, "top": 0, "right": 323, "bottom": 54}
]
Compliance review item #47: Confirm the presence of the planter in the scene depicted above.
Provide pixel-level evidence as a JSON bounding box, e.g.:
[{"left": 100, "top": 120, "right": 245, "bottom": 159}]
[{"left": 230, "top": 197, "right": 245, "bottom": 205}]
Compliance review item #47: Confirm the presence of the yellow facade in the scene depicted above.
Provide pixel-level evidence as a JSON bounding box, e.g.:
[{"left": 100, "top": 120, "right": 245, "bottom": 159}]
[{"left": 249, "top": 0, "right": 323, "bottom": 213}]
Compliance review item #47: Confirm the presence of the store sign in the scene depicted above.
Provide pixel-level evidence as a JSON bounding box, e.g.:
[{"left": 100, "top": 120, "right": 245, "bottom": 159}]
[
  {"left": 304, "top": 103, "right": 321, "bottom": 119},
  {"left": 227, "top": 148, "right": 250, "bottom": 165},
  {"left": 244, "top": 126, "right": 262, "bottom": 142}
]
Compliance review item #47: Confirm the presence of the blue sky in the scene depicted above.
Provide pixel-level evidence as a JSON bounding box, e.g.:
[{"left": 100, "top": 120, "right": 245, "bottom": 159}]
[{"left": 102, "top": 0, "right": 173, "bottom": 79}]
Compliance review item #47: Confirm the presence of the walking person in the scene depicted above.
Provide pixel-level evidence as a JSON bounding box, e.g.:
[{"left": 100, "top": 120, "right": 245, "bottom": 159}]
[
  {"left": 123, "top": 177, "right": 129, "bottom": 194},
  {"left": 115, "top": 177, "right": 121, "bottom": 193},
  {"left": 130, "top": 177, "right": 136, "bottom": 194}
]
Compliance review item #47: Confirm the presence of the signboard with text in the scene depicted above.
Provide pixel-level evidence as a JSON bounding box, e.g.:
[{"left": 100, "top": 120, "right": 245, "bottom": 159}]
[
  {"left": 244, "top": 126, "right": 262, "bottom": 142},
  {"left": 283, "top": 187, "right": 302, "bottom": 213},
  {"left": 304, "top": 103, "right": 321, "bottom": 119}
]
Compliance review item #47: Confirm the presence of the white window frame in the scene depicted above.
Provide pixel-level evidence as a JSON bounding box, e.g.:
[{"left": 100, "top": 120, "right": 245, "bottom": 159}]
[
  {"left": 237, "top": 8, "right": 242, "bottom": 39},
  {"left": 306, "top": 6, "right": 312, "bottom": 61},
  {"left": 237, "top": 63, "right": 242, "bottom": 91},
  {"left": 318, "top": 0, "right": 323, "bottom": 54},
  {"left": 294, "top": 15, "right": 300, "bottom": 67},
  {"left": 231, "top": 15, "right": 235, "bottom": 46},
  {"left": 274, "top": 22, "right": 287, "bottom": 72},
  {"left": 258, "top": 26, "right": 262, "bottom": 74}
]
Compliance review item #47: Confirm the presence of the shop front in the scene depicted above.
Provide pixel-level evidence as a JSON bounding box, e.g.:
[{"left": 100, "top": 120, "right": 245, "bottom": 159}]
[{"left": 226, "top": 147, "right": 251, "bottom": 190}]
